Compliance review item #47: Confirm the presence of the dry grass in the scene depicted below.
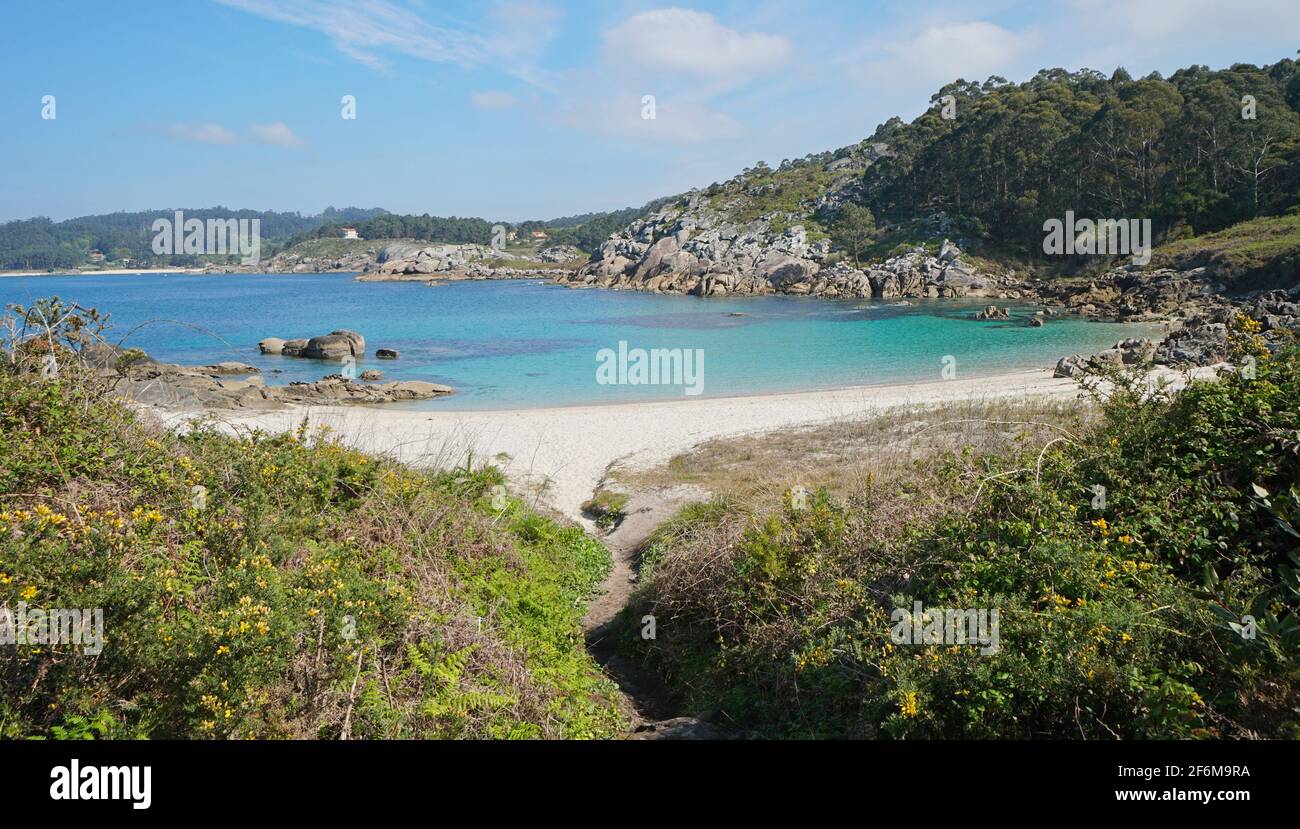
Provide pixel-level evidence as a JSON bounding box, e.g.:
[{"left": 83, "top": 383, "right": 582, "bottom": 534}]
[{"left": 614, "top": 396, "right": 1097, "bottom": 514}]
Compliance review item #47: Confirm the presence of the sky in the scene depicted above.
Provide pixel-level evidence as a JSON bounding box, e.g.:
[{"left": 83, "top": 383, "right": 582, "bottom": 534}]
[{"left": 2, "top": 0, "right": 1298, "bottom": 224}]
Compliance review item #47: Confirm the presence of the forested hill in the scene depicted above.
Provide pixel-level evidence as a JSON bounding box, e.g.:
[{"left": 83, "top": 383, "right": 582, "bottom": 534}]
[
  {"left": 0, "top": 207, "right": 388, "bottom": 271},
  {"left": 297, "top": 197, "right": 677, "bottom": 253},
  {"left": 580, "top": 55, "right": 1300, "bottom": 277},
  {"left": 0, "top": 200, "right": 674, "bottom": 271},
  {"left": 860, "top": 58, "right": 1300, "bottom": 250}
]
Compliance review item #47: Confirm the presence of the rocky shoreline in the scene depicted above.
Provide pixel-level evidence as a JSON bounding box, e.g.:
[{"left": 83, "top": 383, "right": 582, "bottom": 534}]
[
  {"left": 80, "top": 341, "right": 452, "bottom": 412},
  {"left": 551, "top": 196, "right": 1297, "bottom": 375}
]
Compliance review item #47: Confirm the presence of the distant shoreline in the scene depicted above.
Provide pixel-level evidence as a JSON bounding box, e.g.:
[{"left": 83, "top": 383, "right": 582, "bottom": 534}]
[{"left": 0, "top": 268, "right": 210, "bottom": 278}]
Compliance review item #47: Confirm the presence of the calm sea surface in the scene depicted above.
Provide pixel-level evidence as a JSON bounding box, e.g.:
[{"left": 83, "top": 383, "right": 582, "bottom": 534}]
[{"left": 0, "top": 273, "right": 1161, "bottom": 410}]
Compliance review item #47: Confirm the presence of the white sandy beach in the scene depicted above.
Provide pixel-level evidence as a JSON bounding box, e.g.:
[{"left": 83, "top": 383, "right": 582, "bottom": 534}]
[{"left": 146, "top": 368, "right": 1120, "bottom": 523}]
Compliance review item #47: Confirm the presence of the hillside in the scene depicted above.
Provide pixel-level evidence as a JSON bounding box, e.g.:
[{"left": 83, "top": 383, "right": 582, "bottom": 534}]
[
  {"left": 0, "top": 202, "right": 662, "bottom": 273},
  {"left": 566, "top": 56, "right": 1300, "bottom": 300},
  {"left": 0, "top": 207, "right": 389, "bottom": 271}
]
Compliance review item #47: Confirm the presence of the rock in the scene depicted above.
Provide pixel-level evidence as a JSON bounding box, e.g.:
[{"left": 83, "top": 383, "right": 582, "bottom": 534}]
[
  {"left": 1154, "top": 319, "right": 1230, "bottom": 366},
  {"left": 633, "top": 717, "right": 734, "bottom": 740},
  {"left": 938, "top": 238, "right": 961, "bottom": 263},
  {"left": 301, "top": 335, "right": 353, "bottom": 360},
  {"left": 281, "top": 338, "right": 308, "bottom": 357},
  {"left": 359, "top": 369, "right": 383, "bottom": 381},
  {"left": 538, "top": 245, "right": 583, "bottom": 263},
  {"left": 375, "top": 348, "right": 400, "bottom": 360},
  {"left": 1028, "top": 316, "right": 1044, "bottom": 327},
  {"left": 1054, "top": 354, "right": 1089, "bottom": 378},
  {"left": 198, "top": 361, "right": 260, "bottom": 376},
  {"left": 301, "top": 332, "right": 364, "bottom": 360},
  {"left": 974, "top": 305, "right": 1010, "bottom": 321},
  {"left": 1053, "top": 338, "right": 1155, "bottom": 378},
  {"left": 258, "top": 337, "right": 286, "bottom": 355},
  {"left": 330, "top": 330, "right": 365, "bottom": 355}
]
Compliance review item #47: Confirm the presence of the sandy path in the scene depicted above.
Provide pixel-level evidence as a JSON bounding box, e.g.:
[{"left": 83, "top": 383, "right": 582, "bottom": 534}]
[{"left": 150, "top": 368, "right": 1090, "bottom": 523}]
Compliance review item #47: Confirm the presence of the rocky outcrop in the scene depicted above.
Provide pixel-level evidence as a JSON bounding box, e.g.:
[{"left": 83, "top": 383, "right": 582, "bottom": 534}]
[
  {"left": 539, "top": 245, "right": 582, "bottom": 263},
  {"left": 1037, "top": 266, "right": 1231, "bottom": 322},
  {"left": 79, "top": 342, "right": 452, "bottom": 411},
  {"left": 302, "top": 330, "right": 365, "bottom": 360},
  {"left": 1152, "top": 318, "right": 1231, "bottom": 366},
  {"left": 114, "top": 357, "right": 450, "bottom": 410},
  {"left": 1054, "top": 338, "right": 1156, "bottom": 377},
  {"left": 259, "top": 244, "right": 378, "bottom": 274},
  {"left": 375, "top": 348, "right": 399, "bottom": 360},
  {"left": 261, "top": 330, "right": 364, "bottom": 360},
  {"left": 1052, "top": 287, "right": 1300, "bottom": 378},
  {"left": 355, "top": 242, "right": 582, "bottom": 281},
  {"left": 558, "top": 196, "right": 1009, "bottom": 300},
  {"left": 974, "top": 305, "right": 1010, "bottom": 321}
]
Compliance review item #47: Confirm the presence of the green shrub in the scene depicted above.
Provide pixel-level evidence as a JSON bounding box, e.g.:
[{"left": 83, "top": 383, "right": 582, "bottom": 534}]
[
  {"left": 623, "top": 348, "right": 1300, "bottom": 738},
  {"left": 0, "top": 347, "right": 625, "bottom": 739}
]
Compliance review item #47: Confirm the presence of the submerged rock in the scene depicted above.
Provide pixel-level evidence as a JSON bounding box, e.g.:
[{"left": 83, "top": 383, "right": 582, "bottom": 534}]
[{"left": 974, "top": 305, "right": 1010, "bottom": 321}]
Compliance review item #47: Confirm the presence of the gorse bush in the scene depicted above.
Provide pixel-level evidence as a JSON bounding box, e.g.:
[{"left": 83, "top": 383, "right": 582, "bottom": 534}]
[
  {"left": 0, "top": 307, "right": 624, "bottom": 738},
  {"left": 624, "top": 348, "right": 1300, "bottom": 738}
]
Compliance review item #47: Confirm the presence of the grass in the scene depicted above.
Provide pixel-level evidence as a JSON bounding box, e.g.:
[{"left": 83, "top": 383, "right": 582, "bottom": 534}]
[
  {"left": 0, "top": 300, "right": 626, "bottom": 739},
  {"left": 580, "top": 488, "right": 630, "bottom": 531},
  {"left": 616, "top": 397, "right": 1094, "bottom": 515},
  {"left": 617, "top": 344, "right": 1300, "bottom": 738},
  {"left": 1150, "top": 212, "right": 1300, "bottom": 279}
]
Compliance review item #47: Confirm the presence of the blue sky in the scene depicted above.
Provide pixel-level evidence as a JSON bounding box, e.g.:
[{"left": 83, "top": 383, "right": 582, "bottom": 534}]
[{"left": 2, "top": 0, "right": 1298, "bottom": 223}]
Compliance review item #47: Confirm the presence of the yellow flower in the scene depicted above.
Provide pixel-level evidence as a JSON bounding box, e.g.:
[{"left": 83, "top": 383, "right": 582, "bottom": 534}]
[
  {"left": 899, "top": 691, "right": 919, "bottom": 718},
  {"left": 216, "top": 645, "right": 231, "bottom": 656},
  {"left": 0, "top": 573, "right": 12, "bottom": 585},
  {"left": 20, "top": 585, "right": 37, "bottom": 600},
  {"left": 1118, "top": 534, "right": 1134, "bottom": 544}
]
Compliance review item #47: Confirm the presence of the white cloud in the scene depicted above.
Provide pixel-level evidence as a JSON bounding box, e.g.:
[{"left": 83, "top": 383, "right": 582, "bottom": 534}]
[
  {"left": 1065, "top": 0, "right": 1300, "bottom": 40},
  {"left": 854, "top": 21, "right": 1031, "bottom": 91},
  {"left": 471, "top": 91, "right": 518, "bottom": 111},
  {"left": 250, "top": 122, "right": 306, "bottom": 148},
  {"left": 165, "top": 123, "right": 238, "bottom": 144},
  {"left": 602, "top": 8, "right": 791, "bottom": 77}
]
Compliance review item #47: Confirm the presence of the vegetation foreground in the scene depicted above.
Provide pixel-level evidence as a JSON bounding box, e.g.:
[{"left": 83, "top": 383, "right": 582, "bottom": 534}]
[
  {"left": 1, "top": 301, "right": 1297, "bottom": 739},
  {"left": 621, "top": 342, "right": 1300, "bottom": 738},
  {"left": 0, "top": 305, "right": 626, "bottom": 739}
]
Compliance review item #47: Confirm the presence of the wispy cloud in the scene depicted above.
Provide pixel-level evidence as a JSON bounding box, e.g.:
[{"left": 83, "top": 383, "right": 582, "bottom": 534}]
[
  {"left": 852, "top": 21, "right": 1032, "bottom": 92},
  {"left": 164, "top": 123, "right": 239, "bottom": 144},
  {"left": 250, "top": 122, "right": 306, "bottom": 148},
  {"left": 215, "top": 0, "right": 561, "bottom": 84}
]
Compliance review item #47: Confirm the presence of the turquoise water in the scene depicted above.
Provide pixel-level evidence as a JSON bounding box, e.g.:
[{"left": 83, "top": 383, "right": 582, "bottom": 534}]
[{"left": 0, "top": 273, "right": 1159, "bottom": 410}]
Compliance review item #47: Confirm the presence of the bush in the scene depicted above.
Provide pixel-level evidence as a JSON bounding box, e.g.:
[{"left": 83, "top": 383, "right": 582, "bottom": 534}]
[
  {"left": 0, "top": 308, "right": 625, "bottom": 739},
  {"left": 622, "top": 348, "right": 1300, "bottom": 738}
]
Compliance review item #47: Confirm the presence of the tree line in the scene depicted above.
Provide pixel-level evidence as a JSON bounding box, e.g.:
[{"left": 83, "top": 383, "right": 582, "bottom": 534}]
[
  {"left": 0, "top": 207, "right": 387, "bottom": 270},
  {"left": 854, "top": 58, "right": 1300, "bottom": 255}
]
